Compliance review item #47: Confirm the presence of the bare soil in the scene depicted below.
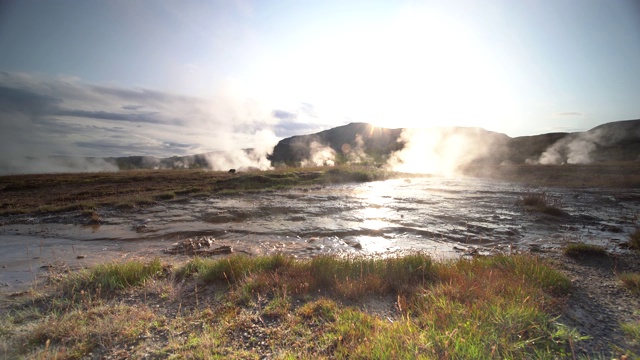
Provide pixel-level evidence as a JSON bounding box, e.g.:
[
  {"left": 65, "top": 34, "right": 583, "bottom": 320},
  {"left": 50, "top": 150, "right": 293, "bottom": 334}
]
[{"left": 544, "top": 250, "right": 640, "bottom": 356}]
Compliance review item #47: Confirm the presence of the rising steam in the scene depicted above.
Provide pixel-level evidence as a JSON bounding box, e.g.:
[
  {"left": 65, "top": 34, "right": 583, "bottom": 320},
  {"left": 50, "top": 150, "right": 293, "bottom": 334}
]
[
  {"left": 343, "top": 134, "right": 369, "bottom": 164},
  {"left": 386, "top": 127, "right": 507, "bottom": 176},
  {"left": 300, "top": 141, "right": 336, "bottom": 167},
  {"left": 532, "top": 122, "right": 639, "bottom": 164}
]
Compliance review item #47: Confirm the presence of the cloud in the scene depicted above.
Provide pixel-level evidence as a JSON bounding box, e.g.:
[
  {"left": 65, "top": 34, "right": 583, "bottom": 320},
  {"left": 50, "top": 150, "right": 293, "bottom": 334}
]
[
  {"left": 56, "top": 109, "right": 163, "bottom": 124},
  {"left": 0, "top": 71, "right": 282, "bottom": 174},
  {"left": 273, "top": 121, "right": 327, "bottom": 138},
  {"left": 272, "top": 109, "right": 296, "bottom": 120},
  {"left": 121, "top": 104, "right": 145, "bottom": 111},
  {"left": 0, "top": 85, "right": 61, "bottom": 115},
  {"left": 553, "top": 112, "right": 584, "bottom": 117},
  {"left": 271, "top": 103, "right": 329, "bottom": 137}
]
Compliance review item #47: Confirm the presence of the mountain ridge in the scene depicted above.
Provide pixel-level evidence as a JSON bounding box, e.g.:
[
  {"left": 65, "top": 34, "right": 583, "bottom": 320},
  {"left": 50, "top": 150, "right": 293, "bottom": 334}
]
[
  {"left": 2, "top": 119, "right": 639, "bottom": 174},
  {"left": 270, "top": 119, "right": 640, "bottom": 168}
]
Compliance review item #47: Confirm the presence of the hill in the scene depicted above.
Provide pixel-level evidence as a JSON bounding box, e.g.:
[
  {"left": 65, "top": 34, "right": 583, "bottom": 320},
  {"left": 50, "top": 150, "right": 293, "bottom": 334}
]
[{"left": 268, "top": 119, "right": 640, "bottom": 169}]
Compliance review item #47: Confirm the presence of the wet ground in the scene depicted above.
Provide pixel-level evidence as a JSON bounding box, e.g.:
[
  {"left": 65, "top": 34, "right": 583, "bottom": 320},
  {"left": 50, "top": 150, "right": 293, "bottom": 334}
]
[{"left": 1, "top": 176, "right": 639, "bottom": 290}]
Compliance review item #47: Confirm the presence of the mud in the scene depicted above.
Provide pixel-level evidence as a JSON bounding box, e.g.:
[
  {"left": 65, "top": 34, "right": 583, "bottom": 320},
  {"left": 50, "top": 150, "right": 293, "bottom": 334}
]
[{"left": 1, "top": 176, "right": 639, "bottom": 291}]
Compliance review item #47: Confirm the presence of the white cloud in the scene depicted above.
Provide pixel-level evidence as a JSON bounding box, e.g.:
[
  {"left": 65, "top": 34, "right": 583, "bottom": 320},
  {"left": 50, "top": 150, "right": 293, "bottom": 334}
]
[{"left": 0, "top": 71, "right": 282, "bottom": 173}]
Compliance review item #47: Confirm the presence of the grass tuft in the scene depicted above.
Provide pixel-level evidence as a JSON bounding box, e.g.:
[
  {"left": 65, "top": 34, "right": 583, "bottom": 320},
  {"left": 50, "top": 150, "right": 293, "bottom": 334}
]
[
  {"left": 619, "top": 272, "right": 640, "bottom": 294},
  {"left": 622, "top": 321, "right": 640, "bottom": 342},
  {"left": 519, "top": 192, "right": 569, "bottom": 217},
  {"left": 563, "top": 243, "right": 608, "bottom": 258},
  {"left": 64, "top": 258, "right": 165, "bottom": 292}
]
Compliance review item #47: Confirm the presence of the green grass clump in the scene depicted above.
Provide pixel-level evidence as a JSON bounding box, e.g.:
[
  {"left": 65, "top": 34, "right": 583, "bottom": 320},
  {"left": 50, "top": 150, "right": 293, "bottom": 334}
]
[
  {"left": 619, "top": 272, "right": 640, "bottom": 294},
  {"left": 65, "top": 258, "right": 164, "bottom": 292},
  {"left": 563, "top": 243, "right": 608, "bottom": 258},
  {"left": 622, "top": 321, "right": 640, "bottom": 342}
]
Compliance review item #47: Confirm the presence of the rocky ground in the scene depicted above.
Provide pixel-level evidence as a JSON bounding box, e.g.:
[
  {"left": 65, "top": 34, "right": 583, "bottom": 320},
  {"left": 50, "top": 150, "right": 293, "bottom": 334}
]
[{"left": 543, "top": 250, "right": 640, "bottom": 357}]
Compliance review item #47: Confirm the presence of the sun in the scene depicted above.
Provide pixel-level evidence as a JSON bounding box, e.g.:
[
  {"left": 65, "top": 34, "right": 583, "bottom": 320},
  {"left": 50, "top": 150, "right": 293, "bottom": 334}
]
[{"left": 246, "top": 6, "right": 519, "bottom": 133}]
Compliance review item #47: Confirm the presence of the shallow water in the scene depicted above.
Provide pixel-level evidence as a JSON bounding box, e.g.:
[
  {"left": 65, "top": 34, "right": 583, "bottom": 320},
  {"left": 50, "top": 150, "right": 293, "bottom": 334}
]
[{"left": 1, "top": 176, "right": 639, "bottom": 289}]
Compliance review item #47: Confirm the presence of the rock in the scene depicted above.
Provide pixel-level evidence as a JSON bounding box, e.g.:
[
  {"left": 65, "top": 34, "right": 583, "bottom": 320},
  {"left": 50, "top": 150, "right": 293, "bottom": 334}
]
[
  {"left": 164, "top": 236, "right": 215, "bottom": 255},
  {"left": 208, "top": 245, "right": 233, "bottom": 255}
]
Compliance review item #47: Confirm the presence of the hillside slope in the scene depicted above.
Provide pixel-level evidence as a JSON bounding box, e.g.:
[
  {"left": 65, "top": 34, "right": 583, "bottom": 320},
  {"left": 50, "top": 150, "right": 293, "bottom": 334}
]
[{"left": 268, "top": 119, "right": 640, "bottom": 167}]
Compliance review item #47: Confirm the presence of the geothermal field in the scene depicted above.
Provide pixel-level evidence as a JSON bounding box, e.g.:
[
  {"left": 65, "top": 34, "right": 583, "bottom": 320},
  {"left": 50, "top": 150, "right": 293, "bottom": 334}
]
[
  {"left": 0, "top": 162, "right": 639, "bottom": 357},
  {"left": 0, "top": 163, "right": 638, "bottom": 289}
]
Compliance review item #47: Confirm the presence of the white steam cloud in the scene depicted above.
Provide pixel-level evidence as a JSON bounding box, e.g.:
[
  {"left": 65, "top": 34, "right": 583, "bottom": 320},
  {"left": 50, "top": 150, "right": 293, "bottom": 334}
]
[
  {"left": 386, "top": 127, "right": 506, "bottom": 176},
  {"left": 0, "top": 156, "right": 118, "bottom": 175},
  {"left": 343, "top": 134, "right": 369, "bottom": 164},
  {"left": 532, "top": 124, "right": 635, "bottom": 165},
  {"left": 301, "top": 141, "right": 336, "bottom": 167}
]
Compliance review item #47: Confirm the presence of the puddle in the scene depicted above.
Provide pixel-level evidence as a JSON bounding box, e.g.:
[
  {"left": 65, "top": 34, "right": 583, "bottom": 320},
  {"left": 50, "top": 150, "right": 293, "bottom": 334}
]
[{"left": 2, "top": 177, "right": 639, "bottom": 290}]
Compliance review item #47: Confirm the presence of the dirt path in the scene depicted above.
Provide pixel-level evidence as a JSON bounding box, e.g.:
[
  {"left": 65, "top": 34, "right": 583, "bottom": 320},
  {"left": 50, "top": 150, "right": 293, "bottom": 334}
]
[{"left": 545, "top": 251, "right": 640, "bottom": 356}]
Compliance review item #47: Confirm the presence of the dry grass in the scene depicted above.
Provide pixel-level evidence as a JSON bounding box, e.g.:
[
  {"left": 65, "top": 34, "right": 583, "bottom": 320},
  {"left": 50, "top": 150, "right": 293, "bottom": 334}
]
[
  {"left": 0, "top": 166, "right": 396, "bottom": 215},
  {"left": 467, "top": 162, "right": 640, "bottom": 188},
  {"left": 563, "top": 243, "right": 609, "bottom": 258},
  {"left": 518, "top": 192, "right": 569, "bottom": 217},
  {"left": 3, "top": 162, "right": 639, "bottom": 216},
  {"left": 0, "top": 254, "right": 604, "bottom": 359},
  {"left": 619, "top": 273, "right": 640, "bottom": 294}
]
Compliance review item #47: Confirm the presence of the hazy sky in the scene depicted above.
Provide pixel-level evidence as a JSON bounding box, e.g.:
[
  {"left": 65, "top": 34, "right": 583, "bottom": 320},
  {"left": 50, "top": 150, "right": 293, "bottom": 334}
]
[{"left": 1, "top": 0, "right": 639, "bottom": 159}]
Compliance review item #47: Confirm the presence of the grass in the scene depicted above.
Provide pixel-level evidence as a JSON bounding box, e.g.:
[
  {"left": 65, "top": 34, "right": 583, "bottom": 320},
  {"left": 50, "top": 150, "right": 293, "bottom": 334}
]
[
  {"left": 58, "top": 258, "right": 166, "bottom": 292},
  {"left": 465, "top": 162, "right": 640, "bottom": 188},
  {"left": 3, "top": 162, "right": 639, "bottom": 216},
  {"left": 0, "top": 253, "right": 598, "bottom": 359},
  {"left": 622, "top": 321, "right": 640, "bottom": 343},
  {"left": 0, "top": 166, "right": 399, "bottom": 215},
  {"left": 619, "top": 272, "right": 640, "bottom": 294},
  {"left": 519, "top": 192, "right": 569, "bottom": 217},
  {"left": 563, "top": 243, "right": 609, "bottom": 258}
]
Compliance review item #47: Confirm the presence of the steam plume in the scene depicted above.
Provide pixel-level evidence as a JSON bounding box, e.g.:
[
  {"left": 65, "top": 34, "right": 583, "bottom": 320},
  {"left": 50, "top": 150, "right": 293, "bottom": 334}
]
[
  {"left": 301, "top": 141, "right": 336, "bottom": 167},
  {"left": 386, "top": 127, "right": 507, "bottom": 175}
]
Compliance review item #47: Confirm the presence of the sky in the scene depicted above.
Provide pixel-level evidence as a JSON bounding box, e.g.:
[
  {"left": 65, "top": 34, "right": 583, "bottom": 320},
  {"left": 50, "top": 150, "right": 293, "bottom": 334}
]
[{"left": 1, "top": 0, "right": 640, "bottom": 165}]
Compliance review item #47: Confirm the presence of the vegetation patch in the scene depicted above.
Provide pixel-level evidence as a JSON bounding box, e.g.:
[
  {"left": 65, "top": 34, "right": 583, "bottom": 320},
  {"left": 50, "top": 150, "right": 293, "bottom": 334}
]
[
  {"left": 62, "top": 258, "right": 165, "bottom": 292},
  {"left": 619, "top": 272, "right": 640, "bottom": 294},
  {"left": 519, "top": 192, "right": 569, "bottom": 218},
  {"left": 563, "top": 243, "right": 608, "bottom": 258},
  {"left": 0, "top": 254, "right": 595, "bottom": 358},
  {"left": 0, "top": 166, "right": 400, "bottom": 215},
  {"left": 629, "top": 228, "right": 640, "bottom": 251},
  {"left": 622, "top": 321, "right": 640, "bottom": 343}
]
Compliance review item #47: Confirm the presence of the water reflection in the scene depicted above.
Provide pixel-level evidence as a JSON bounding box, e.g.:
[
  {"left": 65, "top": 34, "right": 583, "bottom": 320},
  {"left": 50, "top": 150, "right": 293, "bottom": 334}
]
[{"left": 1, "top": 177, "right": 639, "bottom": 260}]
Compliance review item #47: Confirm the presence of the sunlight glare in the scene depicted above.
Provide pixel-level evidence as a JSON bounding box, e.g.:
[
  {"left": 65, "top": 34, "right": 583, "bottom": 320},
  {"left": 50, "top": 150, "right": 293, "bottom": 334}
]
[{"left": 247, "top": 7, "right": 519, "bottom": 132}]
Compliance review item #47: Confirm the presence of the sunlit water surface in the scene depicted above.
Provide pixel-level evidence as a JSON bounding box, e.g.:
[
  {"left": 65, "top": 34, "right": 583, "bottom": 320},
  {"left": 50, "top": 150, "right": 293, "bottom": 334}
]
[{"left": 1, "top": 177, "right": 639, "bottom": 288}]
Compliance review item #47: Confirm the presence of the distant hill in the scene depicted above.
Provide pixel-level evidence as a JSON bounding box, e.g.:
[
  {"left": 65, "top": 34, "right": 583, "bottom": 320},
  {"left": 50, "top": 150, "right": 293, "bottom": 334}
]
[
  {"left": 268, "top": 119, "right": 640, "bottom": 167},
  {"left": 5, "top": 119, "right": 638, "bottom": 175},
  {"left": 269, "top": 122, "right": 404, "bottom": 166}
]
